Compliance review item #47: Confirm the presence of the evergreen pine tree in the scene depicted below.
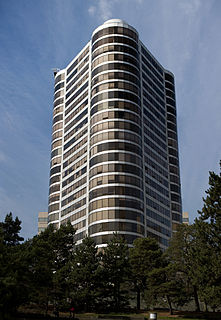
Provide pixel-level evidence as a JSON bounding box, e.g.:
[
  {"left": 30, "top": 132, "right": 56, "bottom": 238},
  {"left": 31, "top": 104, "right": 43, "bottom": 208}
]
[
  {"left": 102, "top": 234, "right": 130, "bottom": 312},
  {"left": 129, "top": 237, "right": 164, "bottom": 310}
]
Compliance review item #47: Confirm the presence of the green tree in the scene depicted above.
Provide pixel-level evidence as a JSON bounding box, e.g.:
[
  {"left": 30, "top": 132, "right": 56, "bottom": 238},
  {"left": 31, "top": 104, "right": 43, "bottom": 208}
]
[
  {"left": 50, "top": 222, "right": 76, "bottom": 309},
  {"left": 147, "top": 258, "right": 192, "bottom": 314},
  {"left": 129, "top": 237, "right": 164, "bottom": 310},
  {"left": 0, "top": 212, "right": 24, "bottom": 246},
  {"left": 29, "top": 225, "right": 56, "bottom": 313},
  {"left": 198, "top": 162, "right": 221, "bottom": 247},
  {"left": 68, "top": 236, "right": 101, "bottom": 312},
  {"left": 201, "top": 285, "right": 221, "bottom": 312},
  {"left": 167, "top": 162, "right": 221, "bottom": 313},
  {"left": 29, "top": 222, "right": 76, "bottom": 314},
  {"left": 102, "top": 234, "right": 130, "bottom": 311},
  {"left": 196, "top": 163, "right": 221, "bottom": 311},
  {"left": 0, "top": 214, "right": 29, "bottom": 316},
  {"left": 166, "top": 223, "right": 210, "bottom": 312}
]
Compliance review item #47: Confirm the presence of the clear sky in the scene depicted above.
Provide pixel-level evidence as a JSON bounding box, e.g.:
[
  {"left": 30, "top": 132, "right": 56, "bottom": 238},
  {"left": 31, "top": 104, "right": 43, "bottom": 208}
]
[{"left": 0, "top": 0, "right": 220, "bottom": 239}]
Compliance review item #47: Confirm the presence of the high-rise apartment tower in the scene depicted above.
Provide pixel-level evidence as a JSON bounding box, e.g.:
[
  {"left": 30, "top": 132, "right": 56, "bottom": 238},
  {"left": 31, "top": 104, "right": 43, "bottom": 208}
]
[
  {"left": 38, "top": 211, "right": 48, "bottom": 234},
  {"left": 48, "top": 19, "right": 182, "bottom": 249}
]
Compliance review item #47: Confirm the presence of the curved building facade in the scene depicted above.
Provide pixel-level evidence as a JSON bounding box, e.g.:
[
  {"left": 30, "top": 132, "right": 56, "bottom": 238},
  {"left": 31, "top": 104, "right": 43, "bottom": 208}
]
[{"left": 48, "top": 19, "right": 182, "bottom": 249}]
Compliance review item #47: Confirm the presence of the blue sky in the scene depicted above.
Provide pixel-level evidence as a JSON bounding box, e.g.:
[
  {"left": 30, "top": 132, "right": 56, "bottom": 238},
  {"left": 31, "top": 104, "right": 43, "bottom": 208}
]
[{"left": 0, "top": 0, "right": 220, "bottom": 239}]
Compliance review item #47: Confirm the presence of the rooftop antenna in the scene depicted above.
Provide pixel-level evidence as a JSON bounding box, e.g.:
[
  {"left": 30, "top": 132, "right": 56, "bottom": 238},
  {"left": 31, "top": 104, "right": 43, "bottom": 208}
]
[{"left": 52, "top": 68, "right": 60, "bottom": 77}]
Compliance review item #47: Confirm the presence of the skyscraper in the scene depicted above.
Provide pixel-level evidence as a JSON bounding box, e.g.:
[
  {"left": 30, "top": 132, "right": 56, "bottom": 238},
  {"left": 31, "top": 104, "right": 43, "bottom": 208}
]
[
  {"left": 48, "top": 19, "right": 182, "bottom": 249},
  {"left": 38, "top": 211, "right": 48, "bottom": 234},
  {"left": 182, "top": 212, "right": 189, "bottom": 225}
]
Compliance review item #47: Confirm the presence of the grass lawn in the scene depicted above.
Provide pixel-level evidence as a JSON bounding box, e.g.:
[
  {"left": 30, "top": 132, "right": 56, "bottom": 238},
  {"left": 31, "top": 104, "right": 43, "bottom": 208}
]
[
  {"left": 160, "top": 318, "right": 203, "bottom": 320},
  {"left": 15, "top": 307, "right": 221, "bottom": 320},
  {"left": 152, "top": 311, "right": 221, "bottom": 320},
  {"left": 75, "top": 311, "right": 221, "bottom": 320}
]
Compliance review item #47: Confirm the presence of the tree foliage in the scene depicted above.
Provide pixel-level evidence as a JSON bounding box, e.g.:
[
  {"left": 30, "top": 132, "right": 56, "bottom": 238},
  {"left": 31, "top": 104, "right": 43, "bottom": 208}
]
[
  {"left": 196, "top": 163, "right": 221, "bottom": 310},
  {"left": 0, "top": 212, "right": 24, "bottom": 246},
  {"left": 1, "top": 163, "right": 221, "bottom": 317},
  {"left": 198, "top": 162, "right": 221, "bottom": 247},
  {"left": 0, "top": 213, "right": 27, "bottom": 315},
  {"left": 68, "top": 236, "right": 101, "bottom": 311},
  {"left": 29, "top": 222, "right": 76, "bottom": 313},
  {"left": 164, "top": 163, "right": 221, "bottom": 312},
  {"left": 101, "top": 234, "right": 130, "bottom": 311},
  {"left": 129, "top": 237, "right": 164, "bottom": 310},
  {"left": 166, "top": 224, "right": 202, "bottom": 311}
]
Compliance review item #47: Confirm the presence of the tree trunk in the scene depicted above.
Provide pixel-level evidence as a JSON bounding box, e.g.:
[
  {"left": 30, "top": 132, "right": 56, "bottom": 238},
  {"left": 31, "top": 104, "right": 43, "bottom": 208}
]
[
  {"left": 193, "top": 285, "right": 200, "bottom": 312},
  {"left": 136, "top": 288, "right": 141, "bottom": 311},
  {"left": 114, "top": 282, "right": 120, "bottom": 312},
  {"left": 166, "top": 295, "right": 173, "bottom": 315},
  {"left": 45, "top": 299, "right": 48, "bottom": 316},
  {"left": 204, "top": 300, "right": 208, "bottom": 312}
]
